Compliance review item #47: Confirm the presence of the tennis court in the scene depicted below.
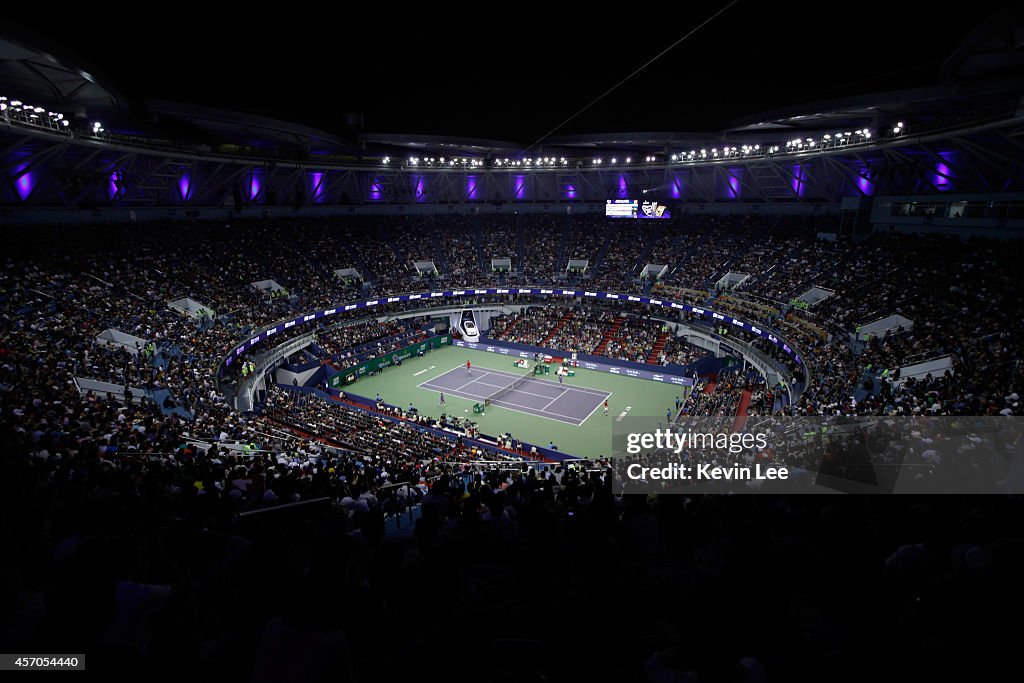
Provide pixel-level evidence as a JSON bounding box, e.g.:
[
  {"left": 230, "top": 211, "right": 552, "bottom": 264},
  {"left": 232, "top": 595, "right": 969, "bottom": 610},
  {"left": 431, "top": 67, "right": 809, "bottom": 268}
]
[
  {"left": 418, "top": 365, "right": 609, "bottom": 426},
  {"left": 345, "top": 345, "right": 689, "bottom": 457}
]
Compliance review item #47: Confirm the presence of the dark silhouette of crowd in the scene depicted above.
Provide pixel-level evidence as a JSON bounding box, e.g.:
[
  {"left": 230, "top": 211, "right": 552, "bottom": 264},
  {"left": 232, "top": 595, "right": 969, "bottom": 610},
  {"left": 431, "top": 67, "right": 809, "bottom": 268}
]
[{"left": 1, "top": 213, "right": 1022, "bottom": 680}]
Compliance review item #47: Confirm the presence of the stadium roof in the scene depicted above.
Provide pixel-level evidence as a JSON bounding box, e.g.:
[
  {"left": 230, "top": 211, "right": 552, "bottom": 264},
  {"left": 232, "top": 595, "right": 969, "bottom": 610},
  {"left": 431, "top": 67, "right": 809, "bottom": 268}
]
[
  {"left": 0, "top": 25, "right": 124, "bottom": 117},
  {"left": 146, "top": 100, "right": 359, "bottom": 155},
  {"left": 0, "top": 4, "right": 1020, "bottom": 159}
]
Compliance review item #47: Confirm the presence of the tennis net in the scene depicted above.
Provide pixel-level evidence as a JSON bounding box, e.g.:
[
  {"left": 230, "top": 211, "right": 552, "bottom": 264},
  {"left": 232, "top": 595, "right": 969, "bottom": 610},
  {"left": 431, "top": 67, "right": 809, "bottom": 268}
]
[{"left": 485, "top": 369, "right": 533, "bottom": 404}]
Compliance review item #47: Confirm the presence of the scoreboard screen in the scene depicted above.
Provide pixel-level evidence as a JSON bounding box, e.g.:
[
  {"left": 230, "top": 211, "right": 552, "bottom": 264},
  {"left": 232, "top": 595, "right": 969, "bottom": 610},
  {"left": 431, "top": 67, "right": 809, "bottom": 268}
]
[
  {"left": 605, "top": 199, "right": 637, "bottom": 218},
  {"left": 605, "top": 199, "right": 672, "bottom": 219}
]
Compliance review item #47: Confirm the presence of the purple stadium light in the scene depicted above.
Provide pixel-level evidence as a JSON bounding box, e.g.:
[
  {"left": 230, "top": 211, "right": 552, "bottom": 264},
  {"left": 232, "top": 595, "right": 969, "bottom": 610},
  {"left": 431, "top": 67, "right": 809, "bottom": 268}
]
[
  {"left": 369, "top": 177, "right": 383, "bottom": 201},
  {"left": 791, "top": 165, "right": 805, "bottom": 197},
  {"left": 414, "top": 175, "right": 426, "bottom": 202},
  {"left": 310, "top": 172, "right": 325, "bottom": 203},
  {"left": 514, "top": 175, "right": 526, "bottom": 200},
  {"left": 249, "top": 171, "right": 261, "bottom": 201},
  {"left": 178, "top": 175, "right": 191, "bottom": 202},
  {"left": 856, "top": 168, "right": 874, "bottom": 196},
  {"left": 670, "top": 175, "right": 683, "bottom": 199},
  {"left": 617, "top": 174, "right": 629, "bottom": 197},
  {"left": 564, "top": 182, "right": 577, "bottom": 200},
  {"left": 721, "top": 168, "right": 742, "bottom": 200},
  {"left": 933, "top": 151, "right": 955, "bottom": 192},
  {"left": 109, "top": 169, "right": 125, "bottom": 201},
  {"left": 466, "top": 175, "right": 478, "bottom": 200},
  {"left": 14, "top": 164, "right": 35, "bottom": 201}
]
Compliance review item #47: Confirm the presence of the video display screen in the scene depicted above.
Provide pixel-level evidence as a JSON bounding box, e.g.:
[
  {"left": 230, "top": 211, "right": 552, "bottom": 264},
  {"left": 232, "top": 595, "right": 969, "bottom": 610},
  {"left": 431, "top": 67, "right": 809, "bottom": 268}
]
[{"left": 605, "top": 199, "right": 672, "bottom": 219}]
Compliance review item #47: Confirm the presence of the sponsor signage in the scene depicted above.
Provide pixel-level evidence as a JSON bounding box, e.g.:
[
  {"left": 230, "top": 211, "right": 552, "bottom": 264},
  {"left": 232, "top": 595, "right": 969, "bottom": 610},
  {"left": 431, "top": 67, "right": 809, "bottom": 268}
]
[{"left": 225, "top": 288, "right": 803, "bottom": 371}]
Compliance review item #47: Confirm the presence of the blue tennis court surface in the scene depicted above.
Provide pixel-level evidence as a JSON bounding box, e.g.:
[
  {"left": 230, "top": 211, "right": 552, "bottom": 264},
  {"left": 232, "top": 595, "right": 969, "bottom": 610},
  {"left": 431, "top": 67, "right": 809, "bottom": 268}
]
[{"left": 418, "top": 365, "right": 610, "bottom": 426}]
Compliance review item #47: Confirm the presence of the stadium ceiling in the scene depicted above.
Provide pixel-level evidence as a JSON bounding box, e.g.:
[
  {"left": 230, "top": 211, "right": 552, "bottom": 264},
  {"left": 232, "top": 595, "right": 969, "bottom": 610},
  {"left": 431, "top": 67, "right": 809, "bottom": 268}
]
[
  {"left": 2, "top": 14, "right": 1020, "bottom": 158},
  {"left": 3, "top": 9, "right": 1024, "bottom": 208},
  {"left": 359, "top": 133, "right": 526, "bottom": 157},
  {"left": 0, "top": 29, "right": 123, "bottom": 117},
  {"left": 941, "top": 3, "right": 1024, "bottom": 81},
  {"left": 146, "top": 100, "right": 360, "bottom": 155}
]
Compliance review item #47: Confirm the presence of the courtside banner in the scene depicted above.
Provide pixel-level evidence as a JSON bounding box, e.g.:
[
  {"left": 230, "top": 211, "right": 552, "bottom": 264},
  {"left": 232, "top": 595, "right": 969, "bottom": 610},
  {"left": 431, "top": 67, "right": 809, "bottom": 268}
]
[
  {"left": 327, "top": 334, "right": 451, "bottom": 387},
  {"left": 223, "top": 287, "right": 803, "bottom": 370},
  {"left": 611, "top": 416, "right": 1024, "bottom": 494},
  {"left": 452, "top": 338, "right": 694, "bottom": 386}
]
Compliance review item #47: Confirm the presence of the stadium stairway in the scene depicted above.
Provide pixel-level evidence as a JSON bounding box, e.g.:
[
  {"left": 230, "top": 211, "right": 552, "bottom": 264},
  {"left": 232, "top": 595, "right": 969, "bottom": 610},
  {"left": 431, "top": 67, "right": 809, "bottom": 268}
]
[
  {"left": 343, "top": 242, "right": 374, "bottom": 282},
  {"left": 540, "top": 309, "right": 575, "bottom": 346},
  {"left": 473, "top": 216, "right": 486, "bottom": 273},
  {"left": 644, "top": 223, "right": 664, "bottom": 262},
  {"left": 493, "top": 313, "right": 524, "bottom": 341},
  {"left": 384, "top": 505, "right": 421, "bottom": 539},
  {"left": 593, "top": 316, "right": 625, "bottom": 355},
  {"left": 382, "top": 224, "right": 404, "bottom": 263},
  {"left": 646, "top": 331, "right": 670, "bottom": 364},
  {"left": 431, "top": 225, "right": 450, "bottom": 274},
  {"left": 590, "top": 227, "right": 615, "bottom": 275},
  {"left": 515, "top": 219, "right": 526, "bottom": 273},
  {"left": 556, "top": 219, "right": 569, "bottom": 272},
  {"left": 703, "top": 374, "right": 718, "bottom": 394},
  {"left": 732, "top": 389, "right": 753, "bottom": 432}
]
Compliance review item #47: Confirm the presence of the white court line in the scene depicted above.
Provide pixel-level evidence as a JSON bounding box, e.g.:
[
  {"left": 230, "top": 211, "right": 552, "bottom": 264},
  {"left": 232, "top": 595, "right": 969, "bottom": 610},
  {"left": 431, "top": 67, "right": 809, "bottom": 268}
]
[
  {"left": 540, "top": 390, "right": 566, "bottom": 412},
  {"left": 427, "top": 375, "right": 594, "bottom": 407},
  {"left": 471, "top": 366, "right": 611, "bottom": 398},
  {"left": 445, "top": 387, "right": 588, "bottom": 425},
  {"left": 416, "top": 363, "right": 479, "bottom": 390},
  {"left": 413, "top": 359, "right": 614, "bottom": 424},
  {"left": 418, "top": 368, "right": 500, "bottom": 394},
  {"left": 580, "top": 390, "right": 613, "bottom": 425},
  {"left": 423, "top": 365, "right": 606, "bottom": 418},
  {"left": 466, "top": 378, "right": 564, "bottom": 401},
  {"left": 452, "top": 370, "right": 499, "bottom": 393}
]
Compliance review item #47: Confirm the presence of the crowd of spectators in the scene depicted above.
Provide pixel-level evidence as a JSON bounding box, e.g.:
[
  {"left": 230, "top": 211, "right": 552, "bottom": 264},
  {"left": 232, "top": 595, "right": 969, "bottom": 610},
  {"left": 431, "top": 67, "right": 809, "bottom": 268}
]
[
  {"left": 478, "top": 216, "right": 519, "bottom": 274},
  {"left": 436, "top": 218, "right": 480, "bottom": 280},
  {"left": 543, "top": 309, "right": 615, "bottom": 353},
  {"left": 562, "top": 215, "right": 607, "bottom": 272},
  {"left": 2, "top": 213, "right": 1024, "bottom": 680},
  {"left": 678, "top": 367, "right": 752, "bottom": 419},
  {"left": 489, "top": 306, "right": 567, "bottom": 346},
  {"left": 656, "top": 335, "right": 711, "bottom": 367},
  {"left": 596, "top": 316, "right": 673, "bottom": 363},
  {"left": 590, "top": 224, "right": 652, "bottom": 290},
  {"left": 521, "top": 215, "right": 565, "bottom": 280},
  {"left": 315, "top": 319, "right": 408, "bottom": 361}
]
